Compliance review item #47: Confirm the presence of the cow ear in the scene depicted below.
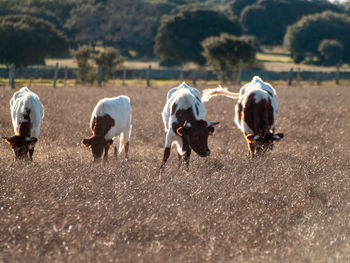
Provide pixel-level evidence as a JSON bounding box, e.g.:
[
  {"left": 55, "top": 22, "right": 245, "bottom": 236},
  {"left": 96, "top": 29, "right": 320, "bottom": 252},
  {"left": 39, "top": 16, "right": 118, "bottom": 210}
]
[
  {"left": 82, "top": 138, "right": 91, "bottom": 147},
  {"left": 207, "top": 121, "right": 219, "bottom": 127},
  {"left": 2, "top": 136, "right": 13, "bottom": 145},
  {"left": 273, "top": 133, "right": 284, "bottom": 141},
  {"left": 25, "top": 137, "right": 37, "bottom": 143},
  {"left": 208, "top": 126, "right": 215, "bottom": 135}
]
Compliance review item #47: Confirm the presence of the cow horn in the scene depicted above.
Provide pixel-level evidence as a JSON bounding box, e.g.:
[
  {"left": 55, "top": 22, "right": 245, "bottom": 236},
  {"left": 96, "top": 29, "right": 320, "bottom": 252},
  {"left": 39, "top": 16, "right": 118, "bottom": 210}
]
[{"left": 207, "top": 121, "right": 219, "bottom": 127}]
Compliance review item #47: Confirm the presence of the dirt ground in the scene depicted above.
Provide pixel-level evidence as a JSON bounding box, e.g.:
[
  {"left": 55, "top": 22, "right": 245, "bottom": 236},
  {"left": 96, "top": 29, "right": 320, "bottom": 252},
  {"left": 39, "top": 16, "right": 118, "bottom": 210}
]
[{"left": 0, "top": 81, "right": 349, "bottom": 262}]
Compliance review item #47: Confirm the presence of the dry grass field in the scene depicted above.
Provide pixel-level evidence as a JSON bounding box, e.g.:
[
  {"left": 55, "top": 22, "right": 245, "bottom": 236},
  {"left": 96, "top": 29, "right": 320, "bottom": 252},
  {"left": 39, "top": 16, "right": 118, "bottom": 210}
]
[{"left": 0, "top": 81, "right": 349, "bottom": 262}]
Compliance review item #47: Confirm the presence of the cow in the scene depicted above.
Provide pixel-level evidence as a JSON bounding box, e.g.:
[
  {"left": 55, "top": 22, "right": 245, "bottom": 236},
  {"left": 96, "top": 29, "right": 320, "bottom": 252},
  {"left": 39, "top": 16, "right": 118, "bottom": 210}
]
[
  {"left": 82, "top": 96, "right": 132, "bottom": 162},
  {"left": 202, "top": 76, "right": 284, "bottom": 157},
  {"left": 2, "top": 87, "right": 44, "bottom": 161},
  {"left": 160, "top": 82, "right": 219, "bottom": 169}
]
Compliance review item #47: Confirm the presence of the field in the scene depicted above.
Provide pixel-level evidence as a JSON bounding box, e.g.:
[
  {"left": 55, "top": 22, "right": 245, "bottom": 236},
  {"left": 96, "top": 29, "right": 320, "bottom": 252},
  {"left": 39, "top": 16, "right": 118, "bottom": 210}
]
[{"left": 0, "top": 81, "right": 349, "bottom": 262}]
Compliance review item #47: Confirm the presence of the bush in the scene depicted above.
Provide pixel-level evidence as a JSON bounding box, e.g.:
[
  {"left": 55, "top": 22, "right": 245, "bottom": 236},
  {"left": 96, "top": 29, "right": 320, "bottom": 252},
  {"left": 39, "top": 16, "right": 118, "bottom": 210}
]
[
  {"left": 318, "top": 39, "right": 343, "bottom": 66},
  {"left": 202, "top": 33, "right": 256, "bottom": 81},
  {"left": 94, "top": 47, "right": 124, "bottom": 82},
  {"left": 72, "top": 45, "right": 96, "bottom": 84}
]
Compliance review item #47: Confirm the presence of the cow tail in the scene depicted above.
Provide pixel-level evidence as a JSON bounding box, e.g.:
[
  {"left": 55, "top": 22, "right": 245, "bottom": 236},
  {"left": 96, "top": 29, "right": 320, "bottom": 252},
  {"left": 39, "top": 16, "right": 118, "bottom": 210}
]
[{"left": 201, "top": 85, "right": 239, "bottom": 102}]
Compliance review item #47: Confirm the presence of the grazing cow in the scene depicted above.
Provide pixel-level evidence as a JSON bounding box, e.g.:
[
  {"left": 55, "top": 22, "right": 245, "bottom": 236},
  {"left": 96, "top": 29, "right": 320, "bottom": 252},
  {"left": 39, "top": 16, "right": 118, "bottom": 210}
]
[
  {"left": 82, "top": 96, "right": 132, "bottom": 162},
  {"left": 160, "top": 82, "right": 219, "bottom": 169},
  {"left": 202, "top": 76, "right": 284, "bottom": 157},
  {"left": 2, "top": 87, "right": 44, "bottom": 161}
]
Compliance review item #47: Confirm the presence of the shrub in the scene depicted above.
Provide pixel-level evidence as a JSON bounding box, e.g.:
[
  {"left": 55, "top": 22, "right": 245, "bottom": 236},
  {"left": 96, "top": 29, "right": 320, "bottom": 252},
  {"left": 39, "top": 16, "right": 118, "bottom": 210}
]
[
  {"left": 318, "top": 39, "right": 343, "bottom": 66},
  {"left": 72, "top": 45, "right": 96, "bottom": 84},
  {"left": 94, "top": 47, "right": 124, "bottom": 82}
]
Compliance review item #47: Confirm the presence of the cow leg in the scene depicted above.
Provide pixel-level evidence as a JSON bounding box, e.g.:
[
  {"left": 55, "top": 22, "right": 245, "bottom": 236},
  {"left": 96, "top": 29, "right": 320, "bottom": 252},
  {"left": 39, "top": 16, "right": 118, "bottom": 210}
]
[
  {"left": 29, "top": 147, "right": 34, "bottom": 161},
  {"left": 160, "top": 147, "right": 171, "bottom": 170},
  {"left": 104, "top": 145, "right": 110, "bottom": 161},
  {"left": 160, "top": 132, "right": 173, "bottom": 170},
  {"left": 183, "top": 149, "right": 191, "bottom": 166},
  {"left": 124, "top": 141, "right": 129, "bottom": 159},
  {"left": 114, "top": 145, "right": 118, "bottom": 159},
  {"left": 178, "top": 153, "right": 183, "bottom": 168},
  {"left": 248, "top": 142, "right": 255, "bottom": 158}
]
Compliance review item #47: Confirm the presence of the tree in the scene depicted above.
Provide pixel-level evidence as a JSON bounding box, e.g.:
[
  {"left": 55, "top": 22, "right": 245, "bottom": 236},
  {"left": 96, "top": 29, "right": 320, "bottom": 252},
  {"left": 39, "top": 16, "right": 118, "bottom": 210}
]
[
  {"left": 94, "top": 47, "right": 125, "bottom": 82},
  {"left": 318, "top": 39, "right": 343, "bottom": 66},
  {"left": 284, "top": 11, "right": 350, "bottom": 64},
  {"left": 229, "top": 0, "right": 257, "bottom": 17},
  {"left": 66, "top": 3, "right": 107, "bottom": 49},
  {"left": 154, "top": 9, "right": 242, "bottom": 65},
  {"left": 241, "top": 0, "right": 341, "bottom": 45},
  {"left": 0, "top": 15, "right": 68, "bottom": 67},
  {"left": 202, "top": 34, "right": 256, "bottom": 81}
]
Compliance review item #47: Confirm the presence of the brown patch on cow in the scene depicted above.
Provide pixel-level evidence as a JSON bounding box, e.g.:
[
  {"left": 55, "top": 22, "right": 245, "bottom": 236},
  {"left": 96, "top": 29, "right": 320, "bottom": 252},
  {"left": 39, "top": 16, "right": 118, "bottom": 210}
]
[
  {"left": 84, "top": 114, "right": 115, "bottom": 161},
  {"left": 18, "top": 108, "right": 31, "bottom": 137},
  {"left": 175, "top": 107, "right": 196, "bottom": 126},
  {"left": 92, "top": 114, "right": 115, "bottom": 137},
  {"left": 171, "top": 103, "right": 178, "bottom": 116},
  {"left": 243, "top": 93, "right": 274, "bottom": 135}
]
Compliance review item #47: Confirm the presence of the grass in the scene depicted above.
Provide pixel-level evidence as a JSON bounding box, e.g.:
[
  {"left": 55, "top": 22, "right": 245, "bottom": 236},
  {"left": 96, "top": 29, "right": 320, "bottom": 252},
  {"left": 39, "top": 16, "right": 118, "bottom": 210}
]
[{"left": 0, "top": 82, "right": 349, "bottom": 262}]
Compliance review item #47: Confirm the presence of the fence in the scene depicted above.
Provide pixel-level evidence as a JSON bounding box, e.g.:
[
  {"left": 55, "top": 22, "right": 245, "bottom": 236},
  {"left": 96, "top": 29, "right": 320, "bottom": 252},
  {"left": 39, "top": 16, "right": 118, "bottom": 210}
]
[{"left": 1, "top": 65, "right": 350, "bottom": 86}]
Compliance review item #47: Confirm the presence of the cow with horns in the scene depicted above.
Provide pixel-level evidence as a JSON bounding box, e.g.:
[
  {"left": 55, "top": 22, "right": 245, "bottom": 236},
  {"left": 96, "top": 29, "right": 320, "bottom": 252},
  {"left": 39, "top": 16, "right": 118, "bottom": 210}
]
[
  {"left": 160, "top": 82, "right": 219, "bottom": 169},
  {"left": 202, "top": 76, "right": 284, "bottom": 157},
  {"left": 2, "top": 87, "right": 44, "bottom": 161}
]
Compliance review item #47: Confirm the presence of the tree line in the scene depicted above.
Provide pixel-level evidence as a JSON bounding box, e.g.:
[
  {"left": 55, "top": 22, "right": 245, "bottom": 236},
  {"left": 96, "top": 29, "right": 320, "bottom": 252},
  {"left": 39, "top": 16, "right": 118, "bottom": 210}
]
[{"left": 1, "top": 0, "right": 350, "bottom": 81}]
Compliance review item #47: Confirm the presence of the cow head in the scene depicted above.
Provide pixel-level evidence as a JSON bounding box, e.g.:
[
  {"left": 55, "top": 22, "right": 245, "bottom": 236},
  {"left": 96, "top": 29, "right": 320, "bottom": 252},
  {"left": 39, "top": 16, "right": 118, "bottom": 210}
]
[
  {"left": 176, "top": 120, "right": 219, "bottom": 157},
  {"left": 246, "top": 132, "right": 284, "bottom": 154},
  {"left": 82, "top": 136, "right": 113, "bottom": 161},
  {"left": 2, "top": 135, "right": 37, "bottom": 160}
]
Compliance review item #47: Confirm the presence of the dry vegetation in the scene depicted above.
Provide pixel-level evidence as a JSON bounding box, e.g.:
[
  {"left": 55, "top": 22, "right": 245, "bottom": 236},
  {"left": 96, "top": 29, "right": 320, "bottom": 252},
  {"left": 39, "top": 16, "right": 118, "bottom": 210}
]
[{"left": 0, "top": 81, "right": 349, "bottom": 262}]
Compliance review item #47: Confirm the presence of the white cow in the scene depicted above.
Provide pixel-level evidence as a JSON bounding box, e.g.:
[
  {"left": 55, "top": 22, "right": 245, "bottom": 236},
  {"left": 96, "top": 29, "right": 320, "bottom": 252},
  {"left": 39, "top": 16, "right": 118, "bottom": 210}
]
[
  {"left": 202, "top": 76, "right": 283, "bottom": 157},
  {"left": 160, "top": 82, "right": 219, "bottom": 169},
  {"left": 2, "top": 87, "right": 44, "bottom": 161},
  {"left": 82, "top": 96, "right": 132, "bottom": 162}
]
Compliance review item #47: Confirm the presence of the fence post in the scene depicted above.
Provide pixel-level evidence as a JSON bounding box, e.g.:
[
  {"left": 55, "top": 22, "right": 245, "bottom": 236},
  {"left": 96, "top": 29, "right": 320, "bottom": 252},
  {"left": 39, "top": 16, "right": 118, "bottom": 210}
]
[
  {"left": 288, "top": 67, "right": 294, "bottom": 86},
  {"left": 192, "top": 71, "right": 197, "bottom": 87},
  {"left": 179, "top": 69, "right": 184, "bottom": 82},
  {"left": 296, "top": 67, "right": 301, "bottom": 85},
  {"left": 53, "top": 62, "right": 59, "bottom": 88},
  {"left": 335, "top": 64, "right": 340, "bottom": 85},
  {"left": 122, "top": 67, "right": 126, "bottom": 86},
  {"left": 9, "top": 64, "right": 15, "bottom": 89},
  {"left": 64, "top": 67, "right": 68, "bottom": 88},
  {"left": 236, "top": 59, "right": 243, "bottom": 86},
  {"left": 97, "top": 65, "right": 102, "bottom": 87},
  {"left": 146, "top": 65, "right": 151, "bottom": 87}
]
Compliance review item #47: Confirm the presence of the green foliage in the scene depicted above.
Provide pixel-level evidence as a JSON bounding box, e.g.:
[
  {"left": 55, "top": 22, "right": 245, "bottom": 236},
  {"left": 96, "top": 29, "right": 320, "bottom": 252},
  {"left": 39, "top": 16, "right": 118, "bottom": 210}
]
[
  {"left": 94, "top": 47, "right": 125, "bottom": 81},
  {"left": 318, "top": 39, "right": 343, "bottom": 66},
  {"left": 202, "top": 33, "right": 256, "bottom": 81},
  {"left": 284, "top": 11, "right": 350, "bottom": 64},
  {"left": 0, "top": 15, "right": 68, "bottom": 67},
  {"left": 72, "top": 45, "right": 96, "bottom": 84},
  {"left": 241, "top": 0, "right": 341, "bottom": 45},
  {"left": 154, "top": 9, "right": 242, "bottom": 65}
]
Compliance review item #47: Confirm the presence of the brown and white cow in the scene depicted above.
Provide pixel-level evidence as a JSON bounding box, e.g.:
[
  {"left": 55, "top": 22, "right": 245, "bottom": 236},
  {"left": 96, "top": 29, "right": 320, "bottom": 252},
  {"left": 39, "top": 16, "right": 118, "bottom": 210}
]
[
  {"left": 202, "top": 76, "right": 284, "bottom": 157},
  {"left": 160, "top": 82, "right": 219, "bottom": 169},
  {"left": 2, "top": 87, "right": 44, "bottom": 161},
  {"left": 82, "top": 96, "right": 132, "bottom": 162}
]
